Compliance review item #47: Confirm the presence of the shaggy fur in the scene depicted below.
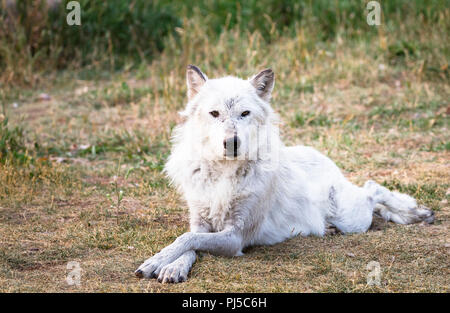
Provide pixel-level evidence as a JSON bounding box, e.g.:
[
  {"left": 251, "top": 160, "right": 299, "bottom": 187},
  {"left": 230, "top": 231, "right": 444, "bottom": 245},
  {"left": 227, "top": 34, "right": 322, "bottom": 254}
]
[{"left": 135, "top": 65, "right": 435, "bottom": 283}]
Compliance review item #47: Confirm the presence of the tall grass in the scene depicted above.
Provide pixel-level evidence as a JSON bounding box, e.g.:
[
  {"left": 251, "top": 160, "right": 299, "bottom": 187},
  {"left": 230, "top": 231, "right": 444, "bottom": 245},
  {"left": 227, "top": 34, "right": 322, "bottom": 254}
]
[
  {"left": 0, "top": 116, "right": 31, "bottom": 164},
  {"left": 177, "top": 0, "right": 449, "bottom": 40},
  {"left": 0, "top": 0, "right": 448, "bottom": 87},
  {"left": 137, "top": 0, "right": 448, "bottom": 113},
  {"left": 0, "top": 0, "right": 180, "bottom": 86}
]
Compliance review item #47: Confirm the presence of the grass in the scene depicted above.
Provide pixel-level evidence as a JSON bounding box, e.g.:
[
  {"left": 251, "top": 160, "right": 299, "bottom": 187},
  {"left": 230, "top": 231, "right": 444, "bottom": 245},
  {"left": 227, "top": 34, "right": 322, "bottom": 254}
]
[{"left": 0, "top": 1, "right": 449, "bottom": 292}]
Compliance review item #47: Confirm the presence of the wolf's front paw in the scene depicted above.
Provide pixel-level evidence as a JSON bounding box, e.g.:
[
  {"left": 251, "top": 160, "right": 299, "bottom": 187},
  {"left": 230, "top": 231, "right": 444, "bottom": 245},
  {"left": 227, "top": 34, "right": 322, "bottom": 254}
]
[
  {"left": 157, "top": 259, "right": 191, "bottom": 283},
  {"left": 135, "top": 254, "right": 173, "bottom": 279}
]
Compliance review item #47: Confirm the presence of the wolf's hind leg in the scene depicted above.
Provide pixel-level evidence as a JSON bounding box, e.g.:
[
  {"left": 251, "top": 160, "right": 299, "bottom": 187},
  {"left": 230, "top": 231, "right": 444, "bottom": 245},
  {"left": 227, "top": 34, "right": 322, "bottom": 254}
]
[
  {"left": 364, "top": 180, "right": 434, "bottom": 224},
  {"left": 327, "top": 184, "right": 375, "bottom": 234}
]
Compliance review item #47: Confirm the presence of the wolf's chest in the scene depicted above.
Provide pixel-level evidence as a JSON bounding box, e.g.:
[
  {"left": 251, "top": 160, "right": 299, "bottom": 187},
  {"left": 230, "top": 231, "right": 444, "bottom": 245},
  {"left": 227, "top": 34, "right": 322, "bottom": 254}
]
[{"left": 188, "top": 171, "right": 242, "bottom": 231}]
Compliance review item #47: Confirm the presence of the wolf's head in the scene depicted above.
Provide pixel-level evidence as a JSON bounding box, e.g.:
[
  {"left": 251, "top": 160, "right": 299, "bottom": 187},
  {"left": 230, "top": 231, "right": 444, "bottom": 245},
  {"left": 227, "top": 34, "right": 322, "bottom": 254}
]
[{"left": 178, "top": 65, "right": 279, "bottom": 162}]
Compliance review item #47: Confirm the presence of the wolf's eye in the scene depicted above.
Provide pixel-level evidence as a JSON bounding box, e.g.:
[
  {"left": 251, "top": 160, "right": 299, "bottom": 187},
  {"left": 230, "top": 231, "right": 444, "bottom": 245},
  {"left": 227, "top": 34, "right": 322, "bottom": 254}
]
[
  {"left": 241, "top": 111, "right": 250, "bottom": 117},
  {"left": 209, "top": 111, "right": 220, "bottom": 118}
]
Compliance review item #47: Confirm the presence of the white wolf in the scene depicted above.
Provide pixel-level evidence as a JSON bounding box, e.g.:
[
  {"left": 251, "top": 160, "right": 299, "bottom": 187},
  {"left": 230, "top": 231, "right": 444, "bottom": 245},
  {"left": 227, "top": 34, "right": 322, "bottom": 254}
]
[{"left": 135, "top": 65, "right": 435, "bottom": 283}]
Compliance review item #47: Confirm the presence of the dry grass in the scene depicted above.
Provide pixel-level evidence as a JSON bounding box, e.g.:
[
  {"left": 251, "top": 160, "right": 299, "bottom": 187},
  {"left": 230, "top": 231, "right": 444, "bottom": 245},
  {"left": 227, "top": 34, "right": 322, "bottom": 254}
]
[{"left": 0, "top": 13, "right": 449, "bottom": 292}]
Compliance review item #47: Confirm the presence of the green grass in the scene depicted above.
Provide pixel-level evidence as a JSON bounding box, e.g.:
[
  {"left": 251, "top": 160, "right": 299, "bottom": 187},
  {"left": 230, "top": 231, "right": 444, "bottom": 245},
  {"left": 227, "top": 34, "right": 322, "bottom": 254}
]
[{"left": 0, "top": 116, "right": 35, "bottom": 164}]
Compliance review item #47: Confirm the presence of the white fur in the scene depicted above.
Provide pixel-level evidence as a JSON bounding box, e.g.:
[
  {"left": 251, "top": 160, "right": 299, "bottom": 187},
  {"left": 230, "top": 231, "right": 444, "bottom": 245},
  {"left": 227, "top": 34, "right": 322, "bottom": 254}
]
[{"left": 135, "top": 67, "right": 435, "bottom": 283}]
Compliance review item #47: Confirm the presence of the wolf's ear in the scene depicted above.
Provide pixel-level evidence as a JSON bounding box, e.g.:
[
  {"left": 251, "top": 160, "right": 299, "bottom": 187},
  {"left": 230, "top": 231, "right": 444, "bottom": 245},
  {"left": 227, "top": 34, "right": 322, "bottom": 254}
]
[
  {"left": 249, "top": 68, "right": 275, "bottom": 102},
  {"left": 186, "top": 64, "right": 207, "bottom": 101}
]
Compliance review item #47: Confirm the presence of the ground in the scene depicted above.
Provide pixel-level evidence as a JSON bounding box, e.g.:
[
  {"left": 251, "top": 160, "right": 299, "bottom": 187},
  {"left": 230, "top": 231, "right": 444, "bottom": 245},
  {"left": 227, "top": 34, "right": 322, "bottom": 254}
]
[{"left": 0, "top": 23, "right": 449, "bottom": 292}]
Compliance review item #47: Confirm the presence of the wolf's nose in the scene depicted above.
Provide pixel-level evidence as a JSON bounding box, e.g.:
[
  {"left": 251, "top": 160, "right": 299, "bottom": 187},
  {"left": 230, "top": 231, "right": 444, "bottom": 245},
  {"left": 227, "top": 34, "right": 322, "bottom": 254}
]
[{"left": 224, "top": 136, "right": 241, "bottom": 150}]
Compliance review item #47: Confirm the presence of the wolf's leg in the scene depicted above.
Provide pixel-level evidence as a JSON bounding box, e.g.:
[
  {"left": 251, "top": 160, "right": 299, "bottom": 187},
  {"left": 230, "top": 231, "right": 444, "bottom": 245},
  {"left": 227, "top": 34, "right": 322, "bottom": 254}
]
[
  {"left": 328, "top": 183, "right": 375, "bottom": 234},
  {"left": 135, "top": 229, "right": 243, "bottom": 279},
  {"left": 364, "top": 180, "right": 435, "bottom": 224},
  {"left": 152, "top": 220, "right": 210, "bottom": 283}
]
